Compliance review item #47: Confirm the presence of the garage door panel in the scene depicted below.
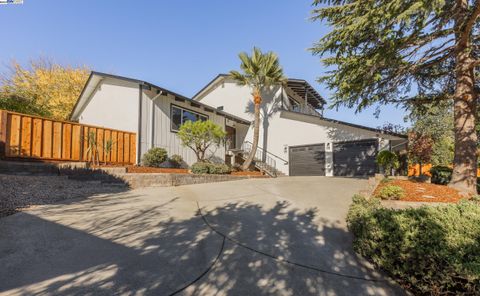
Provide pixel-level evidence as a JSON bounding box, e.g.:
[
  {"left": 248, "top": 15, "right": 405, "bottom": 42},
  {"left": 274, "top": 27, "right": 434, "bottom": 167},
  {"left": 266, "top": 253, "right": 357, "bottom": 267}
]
[
  {"left": 289, "top": 144, "right": 325, "bottom": 176},
  {"left": 333, "top": 140, "right": 377, "bottom": 177}
]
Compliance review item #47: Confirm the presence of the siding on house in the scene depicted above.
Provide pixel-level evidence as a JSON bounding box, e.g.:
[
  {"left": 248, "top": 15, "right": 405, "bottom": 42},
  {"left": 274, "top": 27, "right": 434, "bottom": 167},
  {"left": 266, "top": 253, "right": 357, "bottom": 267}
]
[{"left": 139, "top": 88, "right": 230, "bottom": 165}]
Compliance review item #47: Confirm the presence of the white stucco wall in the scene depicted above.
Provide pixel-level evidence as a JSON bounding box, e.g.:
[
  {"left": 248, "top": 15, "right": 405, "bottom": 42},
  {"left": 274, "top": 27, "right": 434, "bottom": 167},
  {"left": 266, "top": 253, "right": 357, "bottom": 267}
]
[
  {"left": 77, "top": 79, "right": 139, "bottom": 133},
  {"left": 196, "top": 80, "right": 398, "bottom": 175}
]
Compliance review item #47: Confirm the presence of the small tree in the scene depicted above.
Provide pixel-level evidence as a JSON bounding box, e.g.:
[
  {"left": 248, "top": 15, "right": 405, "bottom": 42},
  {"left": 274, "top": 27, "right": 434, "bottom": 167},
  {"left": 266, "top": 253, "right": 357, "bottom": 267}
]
[
  {"left": 408, "top": 132, "right": 434, "bottom": 175},
  {"left": 103, "top": 139, "right": 114, "bottom": 165},
  {"left": 85, "top": 131, "right": 100, "bottom": 166},
  {"left": 376, "top": 150, "right": 400, "bottom": 176},
  {"left": 177, "top": 120, "right": 226, "bottom": 162}
]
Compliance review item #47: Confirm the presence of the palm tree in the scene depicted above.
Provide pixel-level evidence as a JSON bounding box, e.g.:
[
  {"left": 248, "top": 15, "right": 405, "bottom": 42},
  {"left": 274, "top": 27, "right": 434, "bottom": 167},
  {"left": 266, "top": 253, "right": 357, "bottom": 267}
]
[{"left": 229, "top": 47, "right": 286, "bottom": 170}]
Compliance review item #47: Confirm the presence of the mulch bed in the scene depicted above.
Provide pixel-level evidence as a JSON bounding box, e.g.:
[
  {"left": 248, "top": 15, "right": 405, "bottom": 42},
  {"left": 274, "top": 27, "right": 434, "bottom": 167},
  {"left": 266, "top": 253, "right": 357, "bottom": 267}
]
[
  {"left": 98, "top": 165, "right": 267, "bottom": 176},
  {"left": 126, "top": 166, "right": 189, "bottom": 174},
  {"left": 374, "top": 179, "right": 466, "bottom": 203},
  {"left": 231, "top": 171, "right": 265, "bottom": 177}
]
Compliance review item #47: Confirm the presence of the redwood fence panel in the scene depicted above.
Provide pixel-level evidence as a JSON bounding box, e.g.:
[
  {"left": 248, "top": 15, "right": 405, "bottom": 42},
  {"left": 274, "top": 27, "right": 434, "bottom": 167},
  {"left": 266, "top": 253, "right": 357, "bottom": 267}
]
[
  {"left": 0, "top": 110, "right": 137, "bottom": 165},
  {"left": 408, "top": 163, "right": 480, "bottom": 177}
]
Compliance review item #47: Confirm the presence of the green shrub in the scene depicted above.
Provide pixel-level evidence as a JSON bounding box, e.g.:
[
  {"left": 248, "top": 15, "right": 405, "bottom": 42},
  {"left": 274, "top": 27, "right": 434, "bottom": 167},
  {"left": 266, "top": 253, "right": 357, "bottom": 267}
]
[
  {"left": 169, "top": 154, "right": 184, "bottom": 168},
  {"left": 347, "top": 195, "right": 480, "bottom": 295},
  {"left": 380, "top": 177, "right": 394, "bottom": 184},
  {"left": 191, "top": 162, "right": 210, "bottom": 174},
  {"left": 209, "top": 163, "right": 231, "bottom": 174},
  {"left": 376, "top": 150, "right": 399, "bottom": 176},
  {"left": 142, "top": 148, "right": 168, "bottom": 167},
  {"left": 191, "top": 162, "right": 231, "bottom": 174},
  {"left": 374, "top": 185, "right": 405, "bottom": 200},
  {"left": 430, "top": 165, "right": 453, "bottom": 185}
]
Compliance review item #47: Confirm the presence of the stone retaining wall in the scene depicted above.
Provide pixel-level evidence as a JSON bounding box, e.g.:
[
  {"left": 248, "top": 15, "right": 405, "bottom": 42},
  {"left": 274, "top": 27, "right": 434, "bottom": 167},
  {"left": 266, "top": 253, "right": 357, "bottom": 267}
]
[
  {"left": 118, "top": 173, "right": 258, "bottom": 188},
  {"left": 0, "top": 160, "right": 267, "bottom": 189}
]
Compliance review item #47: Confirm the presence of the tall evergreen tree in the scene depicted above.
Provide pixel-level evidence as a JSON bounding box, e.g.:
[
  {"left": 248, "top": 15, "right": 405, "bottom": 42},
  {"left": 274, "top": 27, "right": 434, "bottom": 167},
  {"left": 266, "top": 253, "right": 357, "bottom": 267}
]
[{"left": 311, "top": 0, "right": 479, "bottom": 194}]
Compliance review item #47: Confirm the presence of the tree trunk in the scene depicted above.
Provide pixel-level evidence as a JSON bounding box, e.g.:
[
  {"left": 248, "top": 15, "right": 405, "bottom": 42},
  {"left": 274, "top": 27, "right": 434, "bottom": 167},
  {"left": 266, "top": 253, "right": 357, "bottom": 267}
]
[
  {"left": 449, "top": 11, "right": 478, "bottom": 194},
  {"left": 241, "top": 90, "right": 261, "bottom": 170}
]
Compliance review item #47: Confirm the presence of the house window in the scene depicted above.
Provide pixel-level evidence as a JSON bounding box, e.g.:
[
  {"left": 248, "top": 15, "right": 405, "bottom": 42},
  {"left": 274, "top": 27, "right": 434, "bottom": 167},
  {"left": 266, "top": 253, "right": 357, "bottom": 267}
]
[{"left": 171, "top": 105, "right": 208, "bottom": 132}]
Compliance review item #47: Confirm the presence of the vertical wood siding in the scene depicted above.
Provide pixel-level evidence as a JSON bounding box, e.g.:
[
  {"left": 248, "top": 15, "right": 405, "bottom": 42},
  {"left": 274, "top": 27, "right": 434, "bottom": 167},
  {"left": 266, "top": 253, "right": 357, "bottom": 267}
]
[
  {"left": 0, "top": 110, "right": 137, "bottom": 164},
  {"left": 140, "top": 91, "right": 227, "bottom": 165}
]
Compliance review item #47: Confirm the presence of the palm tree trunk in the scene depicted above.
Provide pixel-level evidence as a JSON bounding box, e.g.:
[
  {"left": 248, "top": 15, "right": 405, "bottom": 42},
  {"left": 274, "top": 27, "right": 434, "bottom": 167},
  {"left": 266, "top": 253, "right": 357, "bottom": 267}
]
[
  {"left": 449, "top": 9, "right": 478, "bottom": 194},
  {"left": 241, "top": 91, "right": 261, "bottom": 170}
]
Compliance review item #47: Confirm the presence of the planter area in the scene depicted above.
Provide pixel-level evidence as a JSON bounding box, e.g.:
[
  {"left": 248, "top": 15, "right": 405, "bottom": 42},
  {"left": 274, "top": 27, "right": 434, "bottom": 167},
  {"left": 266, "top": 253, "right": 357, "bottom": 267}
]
[
  {"left": 78, "top": 165, "right": 267, "bottom": 188},
  {"left": 374, "top": 179, "right": 465, "bottom": 203},
  {"left": 126, "top": 166, "right": 189, "bottom": 174}
]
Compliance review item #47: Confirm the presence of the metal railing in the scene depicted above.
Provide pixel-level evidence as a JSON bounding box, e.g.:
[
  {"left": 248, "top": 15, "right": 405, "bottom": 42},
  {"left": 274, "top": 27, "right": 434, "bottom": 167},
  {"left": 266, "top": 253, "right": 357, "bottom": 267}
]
[
  {"left": 241, "top": 141, "right": 283, "bottom": 177},
  {"left": 285, "top": 103, "right": 322, "bottom": 117}
]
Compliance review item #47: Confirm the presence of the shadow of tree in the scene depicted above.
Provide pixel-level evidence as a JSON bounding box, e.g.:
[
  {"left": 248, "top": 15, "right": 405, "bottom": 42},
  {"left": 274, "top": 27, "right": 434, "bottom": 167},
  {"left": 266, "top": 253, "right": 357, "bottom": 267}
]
[{"left": 0, "top": 196, "right": 404, "bottom": 295}]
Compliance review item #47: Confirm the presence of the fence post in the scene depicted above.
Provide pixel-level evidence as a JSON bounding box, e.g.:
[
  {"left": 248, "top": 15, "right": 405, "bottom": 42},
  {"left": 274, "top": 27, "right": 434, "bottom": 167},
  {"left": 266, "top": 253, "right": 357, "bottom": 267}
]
[{"left": 0, "top": 110, "right": 7, "bottom": 159}]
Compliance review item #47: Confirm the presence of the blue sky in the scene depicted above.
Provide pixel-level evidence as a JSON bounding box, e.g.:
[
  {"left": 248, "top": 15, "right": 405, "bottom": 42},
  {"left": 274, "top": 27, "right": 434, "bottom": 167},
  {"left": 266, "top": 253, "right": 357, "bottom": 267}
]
[{"left": 0, "top": 0, "right": 408, "bottom": 128}]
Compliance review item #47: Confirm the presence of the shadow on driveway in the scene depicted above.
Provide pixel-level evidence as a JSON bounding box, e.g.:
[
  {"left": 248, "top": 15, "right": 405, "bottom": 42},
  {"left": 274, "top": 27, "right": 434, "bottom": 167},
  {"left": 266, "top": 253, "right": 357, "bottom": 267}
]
[{"left": 0, "top": 193, "right": 404, "bottom": 295}]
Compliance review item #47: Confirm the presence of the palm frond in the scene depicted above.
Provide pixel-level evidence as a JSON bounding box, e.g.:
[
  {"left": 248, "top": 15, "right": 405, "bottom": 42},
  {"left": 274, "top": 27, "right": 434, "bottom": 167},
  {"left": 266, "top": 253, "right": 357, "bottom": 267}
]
[{"left": 229, "top": 47, "right": 287, "bottom": 91}]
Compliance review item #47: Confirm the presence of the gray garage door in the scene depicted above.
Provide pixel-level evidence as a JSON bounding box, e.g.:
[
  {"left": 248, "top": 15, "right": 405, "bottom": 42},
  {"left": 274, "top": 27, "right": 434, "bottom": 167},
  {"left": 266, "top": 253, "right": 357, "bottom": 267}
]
[
  {"left": 333, "top": 139, "right": 378, "bottom": 177},
  {"left": 289, "top": 144, "right": 325, "bottom": 176}
]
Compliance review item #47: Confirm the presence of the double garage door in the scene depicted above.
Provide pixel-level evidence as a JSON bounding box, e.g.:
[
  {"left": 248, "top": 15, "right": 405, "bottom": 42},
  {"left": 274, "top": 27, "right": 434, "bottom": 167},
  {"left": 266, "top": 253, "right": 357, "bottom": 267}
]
[{"left": 289, "top": 139, "right": 378, "bottom": 177}]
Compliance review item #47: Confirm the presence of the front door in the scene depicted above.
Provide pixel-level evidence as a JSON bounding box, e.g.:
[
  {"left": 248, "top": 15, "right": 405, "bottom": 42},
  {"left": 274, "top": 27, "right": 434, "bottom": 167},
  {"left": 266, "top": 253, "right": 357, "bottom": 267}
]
[{"left": 225, "top": 126, "right": 236, "bottom": 150}]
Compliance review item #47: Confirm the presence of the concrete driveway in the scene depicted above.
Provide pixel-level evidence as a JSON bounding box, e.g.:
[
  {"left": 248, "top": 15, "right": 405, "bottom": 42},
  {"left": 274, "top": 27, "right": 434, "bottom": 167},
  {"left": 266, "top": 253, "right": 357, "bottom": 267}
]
[{"left": 0, "top": 177, "right": 404, "bottom": 296}]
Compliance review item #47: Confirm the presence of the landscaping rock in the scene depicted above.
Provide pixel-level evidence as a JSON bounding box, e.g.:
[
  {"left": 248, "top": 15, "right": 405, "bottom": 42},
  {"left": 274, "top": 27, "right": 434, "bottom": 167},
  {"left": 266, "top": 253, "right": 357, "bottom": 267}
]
[{"left": 0, "top": 174, "right": 126, "bottom": 217}]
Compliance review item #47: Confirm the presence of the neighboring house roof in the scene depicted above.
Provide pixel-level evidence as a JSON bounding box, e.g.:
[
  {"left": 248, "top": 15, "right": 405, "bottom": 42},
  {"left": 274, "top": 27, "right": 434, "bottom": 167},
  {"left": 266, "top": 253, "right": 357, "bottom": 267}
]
[
  {"left": 70, "top": 71, "right": 250, "bottom": 125},
  {"left": 192, "top": 74, "right": 326, "bottom": 109}
]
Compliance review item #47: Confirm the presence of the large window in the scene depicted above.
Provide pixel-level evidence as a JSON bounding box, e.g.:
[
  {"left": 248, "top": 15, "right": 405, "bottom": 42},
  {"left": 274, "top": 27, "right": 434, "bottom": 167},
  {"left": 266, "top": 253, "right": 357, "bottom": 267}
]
[{"left": 171, "top": 105, "right": 208, "bottom": 132}]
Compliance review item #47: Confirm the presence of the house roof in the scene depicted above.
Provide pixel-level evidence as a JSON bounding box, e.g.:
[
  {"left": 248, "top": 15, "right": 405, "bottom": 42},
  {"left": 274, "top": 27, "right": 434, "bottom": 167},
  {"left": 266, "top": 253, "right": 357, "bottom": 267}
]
[
  {"left": 70, "top": 71, "right": 251, "bottom": 125},
  {"left": 192, "top": 74, "right": 326, "bottom": 109},
  {"left": 281, "top": 109, "right": 408, "bottom": 139}
]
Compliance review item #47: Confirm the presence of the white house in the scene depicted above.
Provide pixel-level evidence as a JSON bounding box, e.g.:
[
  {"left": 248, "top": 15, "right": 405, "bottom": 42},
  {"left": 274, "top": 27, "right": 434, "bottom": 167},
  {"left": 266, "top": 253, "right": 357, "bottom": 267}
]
[
  {"left": 71, "top": 71, "right": 407, "bottom": 177},
  {"left": 193, "top": 74, "right": 407, "bottom": 177},
  {"left": 70, "top": 72, "right": 250, "bottom": 166}
]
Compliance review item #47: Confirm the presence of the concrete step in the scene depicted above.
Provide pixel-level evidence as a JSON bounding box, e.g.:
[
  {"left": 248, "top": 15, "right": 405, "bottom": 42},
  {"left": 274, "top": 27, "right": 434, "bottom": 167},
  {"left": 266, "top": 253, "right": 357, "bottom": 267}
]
[{"left": 0, "top": 160, "right": 59, "bottom": 175}]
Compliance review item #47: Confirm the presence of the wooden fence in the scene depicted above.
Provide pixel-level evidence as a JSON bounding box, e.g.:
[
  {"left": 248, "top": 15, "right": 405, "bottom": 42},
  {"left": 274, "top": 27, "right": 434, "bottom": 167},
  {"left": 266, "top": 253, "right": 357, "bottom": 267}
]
[
  {"left": 0, "top": 110, "right": 136, "bottom": 164},
  {"left": 408, "top": 163, "right": 480, "bottom": 177}
]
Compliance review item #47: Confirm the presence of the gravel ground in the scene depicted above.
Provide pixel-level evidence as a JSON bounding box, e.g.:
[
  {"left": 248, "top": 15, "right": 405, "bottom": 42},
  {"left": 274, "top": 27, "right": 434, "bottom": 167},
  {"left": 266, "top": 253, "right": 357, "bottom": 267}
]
[{"left": 0, "top": 174, "right": 127, "bottom": 217}]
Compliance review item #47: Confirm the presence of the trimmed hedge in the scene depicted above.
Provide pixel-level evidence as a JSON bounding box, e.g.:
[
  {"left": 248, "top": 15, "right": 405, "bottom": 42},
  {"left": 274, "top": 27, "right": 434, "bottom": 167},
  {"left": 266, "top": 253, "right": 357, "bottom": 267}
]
[
  {"left": 168, "top": 154, "right": 184, "bottom": 168},
  {"left": 375, "top": 185, "right": 405, "bottom": 200},
  {"left": 347, "top": 195, "right": 480, "bottom": 295},
  {"left": 142, "top": 148, "right": 168, "bottom": 167},
  {"left": 430, "top": 166, "right": 480, "bottom": 193},
  {"left": 191, "top": 162, "right": 231, "bottom": 175},
  {"left": 430, "top": 166, "right": 453, "bottom": 185}
]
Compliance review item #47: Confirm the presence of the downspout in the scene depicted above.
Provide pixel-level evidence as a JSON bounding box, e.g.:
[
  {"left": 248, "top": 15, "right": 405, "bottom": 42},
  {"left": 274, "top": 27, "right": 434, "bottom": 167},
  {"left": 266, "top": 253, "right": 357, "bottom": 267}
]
[
  {"left": 150, "top": 92, "right": 162, "bottom": 149},
  {"left": 137, "top": 84, "right": 143, "bottom": 164}
]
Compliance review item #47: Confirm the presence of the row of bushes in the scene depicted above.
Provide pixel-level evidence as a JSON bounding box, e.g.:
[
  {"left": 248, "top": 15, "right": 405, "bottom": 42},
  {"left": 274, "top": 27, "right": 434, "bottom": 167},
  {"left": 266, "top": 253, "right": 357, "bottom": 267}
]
[
  {"left": 430, "top": 165, "right": 480, "bottom": 193},
  {"left": 142, "top": 148, "right": 234, "bottom": 175},
  {"left": 347, "top": 195, "right": 480, "bottom": 295},
  {"left": 142, "top": 148, "right": 185, "bottom": 168}
]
